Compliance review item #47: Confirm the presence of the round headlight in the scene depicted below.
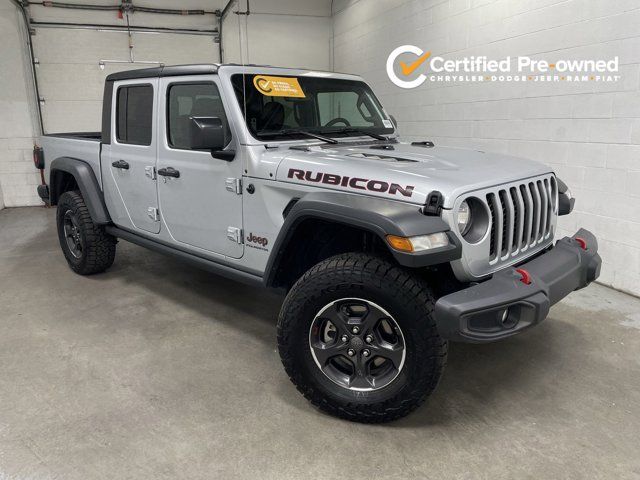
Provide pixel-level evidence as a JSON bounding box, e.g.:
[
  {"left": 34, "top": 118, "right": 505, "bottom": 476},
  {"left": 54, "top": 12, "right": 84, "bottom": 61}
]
[{"left": 457, "top": 200, "right": 472, "bottom": 235}]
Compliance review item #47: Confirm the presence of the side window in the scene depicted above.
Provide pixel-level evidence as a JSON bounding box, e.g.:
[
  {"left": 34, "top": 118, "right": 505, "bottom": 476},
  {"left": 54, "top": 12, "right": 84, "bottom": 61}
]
[
  {"left": 318, "top": 91, "right": 374, "bottom": 127},
  {"left": 116, "top": 85, "right": 153, "bottom": 145},
  {"left": 167, "top": 83, "right": 231, "bottom": 150}
]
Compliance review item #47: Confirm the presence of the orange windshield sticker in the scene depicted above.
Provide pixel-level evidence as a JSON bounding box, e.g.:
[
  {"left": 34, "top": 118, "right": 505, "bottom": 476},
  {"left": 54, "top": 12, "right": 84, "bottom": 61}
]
[{"left": 253, "top": 75, "right": 306, "bottom": 98}]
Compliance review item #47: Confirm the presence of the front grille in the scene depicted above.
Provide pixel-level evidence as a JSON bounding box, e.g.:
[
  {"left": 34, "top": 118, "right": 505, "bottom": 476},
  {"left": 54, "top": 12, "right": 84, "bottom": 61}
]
[{"left": 486, "top": 175, "right": 557, "bottom": 264}]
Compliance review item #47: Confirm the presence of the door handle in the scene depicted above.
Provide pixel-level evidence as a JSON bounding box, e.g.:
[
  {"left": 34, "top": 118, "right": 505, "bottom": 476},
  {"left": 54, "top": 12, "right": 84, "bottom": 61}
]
[
  {"left": 112, "top": 160, "right": 130, "bottom": 170},
  {"left": 157, "top": 167, "right": 180, "bottom": 178}
]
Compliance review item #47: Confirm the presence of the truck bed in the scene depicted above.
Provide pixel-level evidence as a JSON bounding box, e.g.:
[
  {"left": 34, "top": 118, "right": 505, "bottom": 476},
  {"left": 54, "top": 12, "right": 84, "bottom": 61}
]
[
  {"left": 41, "top": 133, "right": 103, "bottom": 187},
  {"left": 45, "top": 132, "right": 102, "bottom": 140}
]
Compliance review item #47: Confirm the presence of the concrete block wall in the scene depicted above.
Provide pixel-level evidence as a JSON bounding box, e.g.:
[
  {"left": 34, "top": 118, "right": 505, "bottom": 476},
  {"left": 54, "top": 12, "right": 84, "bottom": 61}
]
[
  {"left": 0, "top": 3, "right": 41, "bottom": 208},
  {"left": 332, "top": 0, "right": 640, "bottom": 297}
]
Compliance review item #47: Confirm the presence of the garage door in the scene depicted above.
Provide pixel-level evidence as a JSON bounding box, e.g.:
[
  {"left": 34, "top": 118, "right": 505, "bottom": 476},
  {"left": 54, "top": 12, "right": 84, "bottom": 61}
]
[{"left": 29, "top": 3, "right": 221, "bottom": 133}]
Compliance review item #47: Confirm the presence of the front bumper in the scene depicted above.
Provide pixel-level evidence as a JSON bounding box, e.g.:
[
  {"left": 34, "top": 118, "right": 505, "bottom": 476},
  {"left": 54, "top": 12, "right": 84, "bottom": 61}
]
[{"left": 434, "top": 228, "right": 601, "bottom": 343}]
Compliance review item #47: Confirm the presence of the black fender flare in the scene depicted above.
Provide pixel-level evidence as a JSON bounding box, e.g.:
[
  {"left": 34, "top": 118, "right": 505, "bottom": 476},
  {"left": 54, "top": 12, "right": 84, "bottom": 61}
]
[
  {"left": 263, "top": 191, "right": 461, "bottom": 287},
  {"left": 50, "top": 157, "right": 111, "bottom": 225}
]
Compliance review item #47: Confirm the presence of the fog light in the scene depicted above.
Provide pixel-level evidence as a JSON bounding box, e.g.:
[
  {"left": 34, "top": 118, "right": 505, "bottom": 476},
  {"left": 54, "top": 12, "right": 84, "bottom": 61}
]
[{"left": 498, "top": 308, "right": 518, "bottom": 329}]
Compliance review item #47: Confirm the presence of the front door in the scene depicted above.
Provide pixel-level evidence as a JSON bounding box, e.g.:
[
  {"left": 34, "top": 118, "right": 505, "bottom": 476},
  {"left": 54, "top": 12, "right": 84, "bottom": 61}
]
[
  {"left": 104, "top": 79, "right": 160, "bottom": 234},
  {"left": 156, "top": 77, "right": 243, "bottom": 258}
]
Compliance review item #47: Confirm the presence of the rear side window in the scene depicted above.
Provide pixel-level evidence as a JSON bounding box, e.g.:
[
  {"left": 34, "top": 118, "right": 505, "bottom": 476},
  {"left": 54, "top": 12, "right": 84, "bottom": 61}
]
[
  {"left": 167, "top": 82, "right": 231, "bottom": 150},
  {"left": 116, "top": 85, "right": 153, "bottom": 145}
]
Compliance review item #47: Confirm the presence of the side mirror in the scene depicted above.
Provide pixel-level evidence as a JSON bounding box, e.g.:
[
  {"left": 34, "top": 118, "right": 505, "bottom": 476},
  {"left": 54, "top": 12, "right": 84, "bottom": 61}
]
[
  {"left": 189, "top": 116, "right": 235, "bottom": 161},
  {"left": 389, "top": 115, "right": 398, "bottom": 128},
  {"left": 189, "top": 116, "right": 225, "bottom": 151}
]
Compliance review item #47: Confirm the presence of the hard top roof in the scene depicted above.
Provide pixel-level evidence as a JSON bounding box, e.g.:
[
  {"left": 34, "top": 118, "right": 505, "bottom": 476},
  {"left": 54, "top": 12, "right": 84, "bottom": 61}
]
[{"left": 105, "top": 63, "right": 347, "bottom": 81}]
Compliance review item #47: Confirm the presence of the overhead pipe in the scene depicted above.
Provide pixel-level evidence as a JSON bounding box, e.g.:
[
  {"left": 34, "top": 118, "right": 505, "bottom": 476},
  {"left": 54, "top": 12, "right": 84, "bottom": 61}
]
[
  {"left": 130, "top": 5, "right": 218, "bottom": 15},
  {"left": 30, "top": 21, "right": 218, "bottom": 36},
  {"left": 26, "top": 1, "right": 219, "bottom": 15},
  {"left": 27, "top": 1, "right": 119, "bottom": 11}
]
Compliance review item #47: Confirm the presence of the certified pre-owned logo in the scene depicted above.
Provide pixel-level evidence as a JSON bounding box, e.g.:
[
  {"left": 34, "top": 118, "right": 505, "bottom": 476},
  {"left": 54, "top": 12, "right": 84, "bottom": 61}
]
[
  {"left": 386, "top": 45, "right": 431, "bottom": 89},
  {"left": 254, "top": 76, "right": 273, "bottom": 94},
  {"left": 386, "top": 45, "right": 620, "bottom": 87}
]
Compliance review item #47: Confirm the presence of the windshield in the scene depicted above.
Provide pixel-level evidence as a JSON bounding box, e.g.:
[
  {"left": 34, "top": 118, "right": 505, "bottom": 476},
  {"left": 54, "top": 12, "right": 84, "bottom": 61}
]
[{"left": 231, "top": 74, "right": 395, "bottom": 141}]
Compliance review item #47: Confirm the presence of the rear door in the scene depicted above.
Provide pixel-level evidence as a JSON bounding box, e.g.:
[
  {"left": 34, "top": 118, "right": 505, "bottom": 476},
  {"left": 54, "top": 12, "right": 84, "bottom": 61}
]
[
  {"left": 156, "top": 76, "right": 243, "bottom": 258},
  {"left": 104, "top": 79, "right": 160, "bottom": 234}
]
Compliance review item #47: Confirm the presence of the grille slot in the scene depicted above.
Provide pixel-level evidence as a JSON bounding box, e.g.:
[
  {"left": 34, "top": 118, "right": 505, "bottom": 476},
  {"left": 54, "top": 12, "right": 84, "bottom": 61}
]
[
  {"left": 487, "top": 193, "right": 497, "bottom": 258},
  {"left": 486, "top": 175, "right": 557, "bottom": 265}
]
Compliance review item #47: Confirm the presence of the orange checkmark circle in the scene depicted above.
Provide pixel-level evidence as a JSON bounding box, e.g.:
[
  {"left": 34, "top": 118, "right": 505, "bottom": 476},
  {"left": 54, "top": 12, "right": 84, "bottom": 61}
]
[{"left": 399, "top": 50, "right": 431, "bottom": 76}]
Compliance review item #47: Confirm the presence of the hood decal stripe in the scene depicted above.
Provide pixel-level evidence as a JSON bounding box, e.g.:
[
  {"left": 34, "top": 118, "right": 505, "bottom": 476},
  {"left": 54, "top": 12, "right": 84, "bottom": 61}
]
[{"left": 287, "top": 168, "right": 415, "bottom": 198}]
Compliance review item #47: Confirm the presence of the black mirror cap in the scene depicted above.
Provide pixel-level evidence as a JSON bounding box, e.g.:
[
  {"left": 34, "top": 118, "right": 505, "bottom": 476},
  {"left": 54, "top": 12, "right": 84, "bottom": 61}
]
[
  {"left": 189, "top": 116, "right": 226, "bottom": 151},
  {"left": 389, "top": 115, "right": 398, "bottom": 128}
]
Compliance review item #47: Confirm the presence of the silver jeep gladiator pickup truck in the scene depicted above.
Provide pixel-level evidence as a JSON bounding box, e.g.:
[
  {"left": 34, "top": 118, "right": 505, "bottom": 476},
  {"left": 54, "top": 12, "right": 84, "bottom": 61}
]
[{"left": 34, "top": 64, "right": 601, "bottom": 423}]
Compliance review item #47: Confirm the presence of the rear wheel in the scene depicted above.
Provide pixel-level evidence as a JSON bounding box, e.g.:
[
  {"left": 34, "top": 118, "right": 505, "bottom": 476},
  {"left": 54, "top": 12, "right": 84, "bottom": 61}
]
[
  {"left": 56, "top": 190, "right": 116, "bottom": 275},
  {"left": 277, "top": 253, "right": 447, "bottom": 423}
]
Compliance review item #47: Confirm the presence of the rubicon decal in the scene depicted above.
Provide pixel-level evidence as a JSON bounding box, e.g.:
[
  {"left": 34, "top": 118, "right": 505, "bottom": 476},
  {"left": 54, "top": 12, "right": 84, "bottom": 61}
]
[{"left": 287, "top": 168, "right": 414, "bottom": 198}]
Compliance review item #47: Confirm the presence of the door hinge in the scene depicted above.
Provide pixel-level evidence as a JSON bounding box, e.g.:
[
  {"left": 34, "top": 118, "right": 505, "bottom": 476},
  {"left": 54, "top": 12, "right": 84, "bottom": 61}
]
[
  {"left": 225, "top": 177, "right": 242, "bottom": 195},
  {"left": 147, "top": 207, "right": 160, "bottom": 221},
  {"left": 227, "top": 226, "right": 243, "bottom": 244},
  {"left": 145, "top": 166, "right": 157, "bottom": 180}
]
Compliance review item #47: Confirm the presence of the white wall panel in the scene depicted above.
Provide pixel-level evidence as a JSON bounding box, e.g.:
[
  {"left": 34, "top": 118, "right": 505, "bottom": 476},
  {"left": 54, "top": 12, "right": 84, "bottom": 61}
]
[
  {"left": 222, "top": 12, "right": 331, "bottom": 69},
  {"left": 220, "top": 0, "right": 332, "bottom": 69}
]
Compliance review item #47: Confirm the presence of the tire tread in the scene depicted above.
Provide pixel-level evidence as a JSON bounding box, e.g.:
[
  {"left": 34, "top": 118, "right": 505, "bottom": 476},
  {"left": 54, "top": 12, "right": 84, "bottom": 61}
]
[
  {"left": 57, "top": 190, "right": 116, "bottom": 275},
  {"left": 277, "top": 252, "right": 447, "bottom": 423}
]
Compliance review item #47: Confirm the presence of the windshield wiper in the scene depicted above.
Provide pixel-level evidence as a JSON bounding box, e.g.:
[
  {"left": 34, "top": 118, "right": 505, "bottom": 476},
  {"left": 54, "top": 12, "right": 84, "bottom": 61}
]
[
  {"left": 324, "top": 127, "right": 389, "bottom": 141},
  {"left": 255, "top": 129, "right": 338, "bottom": 144}
]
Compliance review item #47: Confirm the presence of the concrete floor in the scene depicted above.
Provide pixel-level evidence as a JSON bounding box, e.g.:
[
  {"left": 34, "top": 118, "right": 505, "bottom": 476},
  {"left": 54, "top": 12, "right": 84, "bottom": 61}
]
[{"left": 1, "top": 206, "right": 639, "bottom": 479}]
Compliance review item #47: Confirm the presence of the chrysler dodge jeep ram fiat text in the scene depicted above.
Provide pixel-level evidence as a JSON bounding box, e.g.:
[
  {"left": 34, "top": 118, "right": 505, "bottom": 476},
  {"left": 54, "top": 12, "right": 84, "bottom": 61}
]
[{"left": 34, "top": 64, "right": 601, "bottom": 423}]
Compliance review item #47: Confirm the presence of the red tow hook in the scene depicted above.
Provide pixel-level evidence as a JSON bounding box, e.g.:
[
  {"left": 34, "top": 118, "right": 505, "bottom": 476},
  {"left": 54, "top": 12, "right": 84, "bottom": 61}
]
[
  {"left": 515, "top": 268, "right": 532, "bottom": 285},
  {"left": 575, "top": 237, "right": 587, "bottom": 250}
]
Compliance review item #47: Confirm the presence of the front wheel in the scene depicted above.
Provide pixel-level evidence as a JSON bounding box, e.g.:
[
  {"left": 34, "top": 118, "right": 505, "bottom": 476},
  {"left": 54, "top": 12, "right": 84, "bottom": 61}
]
[{"left": 277, "top": 253, "right": 447, "bottom": 423}]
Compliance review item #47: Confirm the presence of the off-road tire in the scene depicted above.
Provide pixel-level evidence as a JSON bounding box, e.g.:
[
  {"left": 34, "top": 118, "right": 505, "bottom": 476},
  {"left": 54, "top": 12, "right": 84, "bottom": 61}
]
[
  {"left": 277, "top": 253, "right": 447, "bottom": 423},
  {"left": 56, "top": 190, "right": 116, "bottom": 275}
]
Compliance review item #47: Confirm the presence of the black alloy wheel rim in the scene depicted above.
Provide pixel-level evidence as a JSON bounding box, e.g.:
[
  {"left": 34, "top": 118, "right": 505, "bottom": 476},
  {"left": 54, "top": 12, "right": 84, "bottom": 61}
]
[
  {"left": 309, "top": 298, "right": 406, "bottom": 392},
  {"left": 63, "top": 210, "right": 84, "bottom": 259}
]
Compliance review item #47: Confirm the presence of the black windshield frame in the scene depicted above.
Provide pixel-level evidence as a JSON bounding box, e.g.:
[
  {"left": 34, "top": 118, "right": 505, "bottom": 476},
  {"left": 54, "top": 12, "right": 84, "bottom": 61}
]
[{"left": 231, "top": 74, "right": 395, "bottom": 141}]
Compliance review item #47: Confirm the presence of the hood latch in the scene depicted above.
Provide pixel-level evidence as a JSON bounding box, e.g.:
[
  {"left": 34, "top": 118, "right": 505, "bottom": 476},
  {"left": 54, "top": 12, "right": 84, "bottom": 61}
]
[{"left": 423, "top": 191, "right": 444, "bottom": 216}]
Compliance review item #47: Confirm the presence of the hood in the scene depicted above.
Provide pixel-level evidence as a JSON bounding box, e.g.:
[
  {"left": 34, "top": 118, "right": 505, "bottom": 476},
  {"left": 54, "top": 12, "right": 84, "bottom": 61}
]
[{"left": 274, "top": 142, "right": 553, "bottom": 208}]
